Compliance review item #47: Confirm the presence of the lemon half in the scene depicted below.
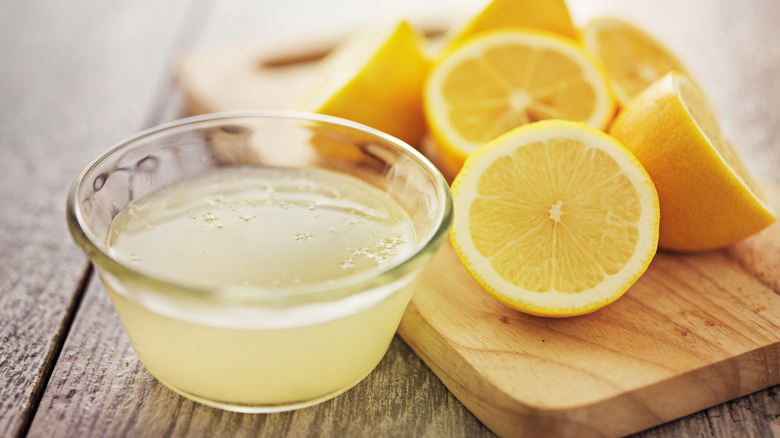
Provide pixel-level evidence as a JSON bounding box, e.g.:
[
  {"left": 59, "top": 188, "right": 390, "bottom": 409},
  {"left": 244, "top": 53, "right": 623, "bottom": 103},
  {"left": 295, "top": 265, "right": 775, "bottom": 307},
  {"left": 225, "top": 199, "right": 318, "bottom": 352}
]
[
  {"left": 451, "top": 120, "right": 659, "bottom": 317},
  {"left": 425, "top": 29, "right": 615, "bottom": 179}
]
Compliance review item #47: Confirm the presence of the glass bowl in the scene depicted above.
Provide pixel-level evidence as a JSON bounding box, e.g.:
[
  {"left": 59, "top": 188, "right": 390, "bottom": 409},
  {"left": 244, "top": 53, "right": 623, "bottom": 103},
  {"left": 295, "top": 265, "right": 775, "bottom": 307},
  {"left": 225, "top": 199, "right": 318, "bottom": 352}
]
[{"left": 66, "top": 111, "right": 452, "bottom": 412}]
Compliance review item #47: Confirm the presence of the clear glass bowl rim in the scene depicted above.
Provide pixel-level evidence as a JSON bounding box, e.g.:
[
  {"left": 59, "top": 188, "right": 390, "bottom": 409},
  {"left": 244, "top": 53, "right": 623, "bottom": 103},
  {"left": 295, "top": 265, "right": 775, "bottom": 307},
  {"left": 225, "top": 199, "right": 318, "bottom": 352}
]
[{"left": 66, "top": 110, "right": 453, "bottom": 304}]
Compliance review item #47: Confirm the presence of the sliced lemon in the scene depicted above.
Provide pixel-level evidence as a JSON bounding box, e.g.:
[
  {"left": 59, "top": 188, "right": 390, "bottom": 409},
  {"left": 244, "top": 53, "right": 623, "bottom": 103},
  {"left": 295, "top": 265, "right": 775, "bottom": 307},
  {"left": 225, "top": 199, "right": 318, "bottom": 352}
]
[
  {"left": 581, "top": 17, "right": 690, "bottom": 107},
  {"left": 425, "top": 29, "right": 615, "bottom": 179},
  {"left": 440, "top": 0, "right": 577, "bottom": 54},
  {"left": 292, "top": 19, "right": 429, "bottom": 147},
  {"left": 609, "top": 72, "right": 776, "bottom": 252},
  {"left": 451, "top": 120, "right": 659, "bottom": 317}
]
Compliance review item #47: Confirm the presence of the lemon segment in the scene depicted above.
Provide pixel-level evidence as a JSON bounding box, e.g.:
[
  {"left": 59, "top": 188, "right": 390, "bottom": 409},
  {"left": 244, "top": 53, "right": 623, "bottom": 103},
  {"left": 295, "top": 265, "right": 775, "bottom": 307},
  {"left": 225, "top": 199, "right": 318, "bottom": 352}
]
[
  {"left": 581, "top": 17, "right": 690, "bottom": 107},
  {"left": 425, "top": 29, "right": 615, "bottom": 179},
  {"left": 609, "top": 72, "right": 776, "bottom": 251},
  {"left": 451, "top": 120, "right": 659, "bottom": 317},
  {"left": 292, "top": 19, "right": 429, "bottom": 147},
  {"left": 441, "top": 0, "right": 577, "bottom": 54}
]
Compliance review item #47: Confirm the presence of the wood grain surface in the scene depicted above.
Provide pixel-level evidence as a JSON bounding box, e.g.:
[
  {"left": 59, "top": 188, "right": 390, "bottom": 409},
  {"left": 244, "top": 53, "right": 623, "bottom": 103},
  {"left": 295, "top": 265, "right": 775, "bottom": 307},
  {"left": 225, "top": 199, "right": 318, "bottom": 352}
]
[
  {"left": 1, "top": 0, "right": 779, "bottom": 437},
  {"left": 0, "top": 0, "right": 197, "bottom": 436}
]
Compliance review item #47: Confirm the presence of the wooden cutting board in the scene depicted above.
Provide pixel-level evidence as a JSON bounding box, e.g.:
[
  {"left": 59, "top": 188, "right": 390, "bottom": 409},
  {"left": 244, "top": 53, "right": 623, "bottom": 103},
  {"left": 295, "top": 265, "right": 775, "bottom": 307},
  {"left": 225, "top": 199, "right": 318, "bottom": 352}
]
[
  {"left": 175, "top": 38, "right": 780, "bottom": 438},
  {"left": 401, "top": 200, "right": 780, "bottom": 438}
]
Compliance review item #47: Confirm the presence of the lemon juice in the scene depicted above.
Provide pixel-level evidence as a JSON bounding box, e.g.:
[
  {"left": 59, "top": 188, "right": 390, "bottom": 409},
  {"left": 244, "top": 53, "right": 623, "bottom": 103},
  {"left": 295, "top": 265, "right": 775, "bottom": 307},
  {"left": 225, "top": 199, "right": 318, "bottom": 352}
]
[{"left": 104, "top": 166, "right": 418, "bottom": 410}]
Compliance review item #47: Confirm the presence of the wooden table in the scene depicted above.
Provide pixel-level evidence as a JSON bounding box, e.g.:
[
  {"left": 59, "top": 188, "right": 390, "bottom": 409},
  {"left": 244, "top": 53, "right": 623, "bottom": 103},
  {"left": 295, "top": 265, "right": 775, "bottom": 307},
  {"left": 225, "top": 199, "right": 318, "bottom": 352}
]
[{"left": 1, "top": 0, "right": 778, "bottom": 436}]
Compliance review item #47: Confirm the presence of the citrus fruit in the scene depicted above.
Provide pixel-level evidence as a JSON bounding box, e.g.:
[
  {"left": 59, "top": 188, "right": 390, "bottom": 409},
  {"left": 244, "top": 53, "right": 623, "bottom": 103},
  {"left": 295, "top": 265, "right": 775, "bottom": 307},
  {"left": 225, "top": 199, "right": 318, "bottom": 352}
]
[
  {"left": 424, "top": 29, "right": 615, "bottom": 179},
  {"left": 609, "top": 71, "right": 776, "bottom": 252},
  {"left": 581, "top": 17, "right": 691, "bottom": 107},
  {"left": 450, "top": 120, "right": 659, "bottom": 317},
  {"left": 292, "top": 19, "right": 429, "bottom": 147},
  {"left": 440, "top": 0, "right": 577, "bottom": 53}
]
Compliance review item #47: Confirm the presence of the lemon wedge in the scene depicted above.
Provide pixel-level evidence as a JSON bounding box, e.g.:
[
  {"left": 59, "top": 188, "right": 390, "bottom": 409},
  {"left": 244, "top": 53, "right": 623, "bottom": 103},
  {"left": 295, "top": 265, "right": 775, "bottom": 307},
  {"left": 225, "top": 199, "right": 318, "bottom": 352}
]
[
  {"left": 293, "top": 19, "right": 429, "bottom": 147},
  {"left": 581, "top": 17, "right": 691, "bottom": 107},
  {"left": 609, "top": 72, "right": 776, "bottom": 251},
  {"left": 441, "top": 0, "right": 577, "bottom": 53}
]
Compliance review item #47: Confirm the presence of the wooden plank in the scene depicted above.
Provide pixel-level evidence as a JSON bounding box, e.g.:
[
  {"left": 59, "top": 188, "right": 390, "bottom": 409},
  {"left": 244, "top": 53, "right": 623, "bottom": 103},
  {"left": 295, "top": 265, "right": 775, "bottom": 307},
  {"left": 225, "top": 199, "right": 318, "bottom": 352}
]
[{"left": 0, "top": 0, "right": 199, "bottom": 436}]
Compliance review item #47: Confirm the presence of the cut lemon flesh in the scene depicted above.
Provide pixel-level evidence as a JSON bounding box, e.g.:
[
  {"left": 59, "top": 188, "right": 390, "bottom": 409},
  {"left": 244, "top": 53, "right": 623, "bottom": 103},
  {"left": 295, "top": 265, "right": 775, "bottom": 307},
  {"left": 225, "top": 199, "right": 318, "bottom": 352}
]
[
  {"left": 292, "top": 19, "right": 429, "bottom": 147},
  {"left": 581, "top": 17, "right": 690, "bottom": 107},
  {"left": 451, "top": 120, "right": 659, "bottom": 317},
  {"left": 677, "top": 77, "right": 763, "bottom": 198},
  {"left": 609, "top": 72, "right": 776, "bottom": 251},
  {"left": 440, "top": 0, "right": 577, "bottom": 53},
  {"left": 425, "top": 29, "right": 615, "bottom": 179}
]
